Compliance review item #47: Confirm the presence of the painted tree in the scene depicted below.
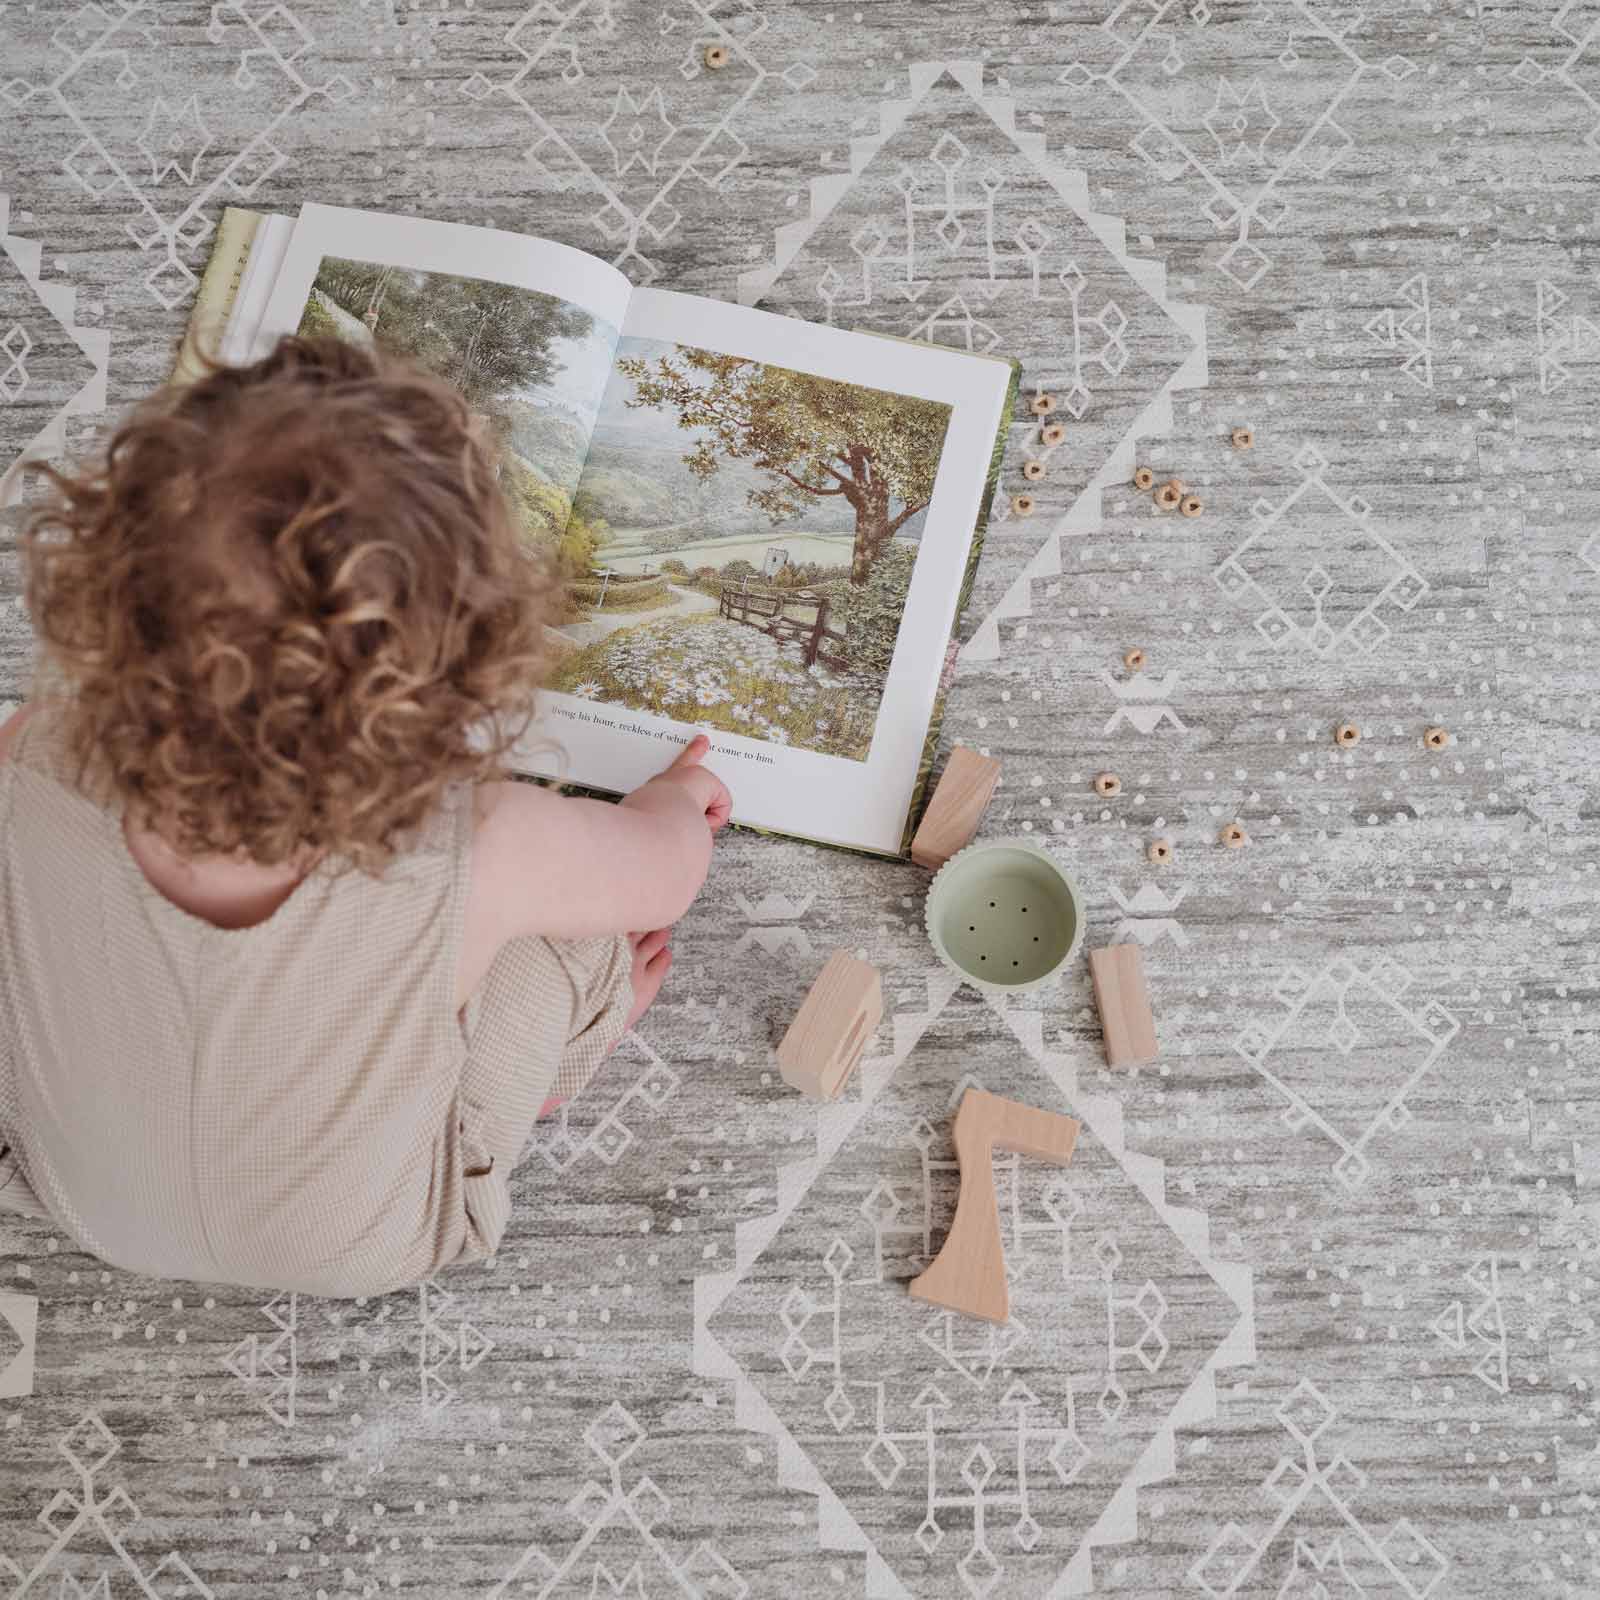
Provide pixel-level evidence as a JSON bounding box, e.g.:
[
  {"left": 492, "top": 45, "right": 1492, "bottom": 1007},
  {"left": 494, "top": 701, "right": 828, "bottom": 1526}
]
[
  {"left": 616, "top": 347, "right": 950, "bottom": 585},
  {"left": 311, "top": 258, "right": 593, "bottom": 411}
]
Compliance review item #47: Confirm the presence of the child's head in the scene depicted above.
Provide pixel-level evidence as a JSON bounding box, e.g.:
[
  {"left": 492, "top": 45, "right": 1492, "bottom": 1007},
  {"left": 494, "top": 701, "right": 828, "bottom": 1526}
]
[{"left": 25, "top": 334, "right": 556, "bottom": 872}]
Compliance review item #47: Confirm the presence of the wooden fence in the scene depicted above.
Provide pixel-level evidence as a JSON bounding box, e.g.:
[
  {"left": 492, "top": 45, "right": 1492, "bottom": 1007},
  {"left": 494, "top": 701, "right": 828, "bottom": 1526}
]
[{"left": 718, "top": 583, "right": 846, "bottom": 671}]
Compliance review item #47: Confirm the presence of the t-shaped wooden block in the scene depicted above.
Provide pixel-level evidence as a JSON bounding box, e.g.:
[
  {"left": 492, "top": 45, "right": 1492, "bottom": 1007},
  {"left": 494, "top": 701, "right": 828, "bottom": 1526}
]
[{"left": 908, "top": 1088, "right": 1080, "bottom": 1324}]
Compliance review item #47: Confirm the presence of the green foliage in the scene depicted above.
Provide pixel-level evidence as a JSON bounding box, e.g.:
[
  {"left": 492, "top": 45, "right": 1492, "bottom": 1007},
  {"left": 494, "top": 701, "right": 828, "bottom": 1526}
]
[
  {"left": 557, "top": 517, "right": 600, "bottom": 577},
  {"left": 564, "top": 573, "right": 667, "bottom": 611},
  {"left": 297, "top": 291, "right": 345, "bottom": 342},
  {"left": 615, "top": 344, "right": 951, "bottom": 584},
  {"left": 768, "top": 560, "right": 851, "bottom": 591},
  {"left": 498, "top": 398, "right": 588, "bottom": 493},
  {"left": 834, "top": 540, "right": 916, "bottom": 677},
  {"left": 498, "top": 449, "right": 614, "bottom": 582},
  {"left": 309, "top": 256, "right": 592, "bottom": 411},
  {"left": 500, "top": 450, "right": 570, "bottom": 541},
  {"left": 572, "top": 465, "right": 677, "bottom": 529},
  {"left": 660, "top": 558, "right": 689, "bottom": 575},
  {"left": 720, "top": 558, "right": 757, "bottom": 580}
]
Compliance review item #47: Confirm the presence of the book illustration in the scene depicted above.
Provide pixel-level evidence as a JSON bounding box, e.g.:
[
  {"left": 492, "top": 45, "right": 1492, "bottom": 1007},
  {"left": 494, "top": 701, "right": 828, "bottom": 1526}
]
[
  {"left": 295, "top": 254, "right": 619, "bottom": 580},
  {"left": 238, "top": 202, "right": 1011, "bottom": 852},
  {"left": 544, "top": 338, "right": 953, "bottom": 763}
]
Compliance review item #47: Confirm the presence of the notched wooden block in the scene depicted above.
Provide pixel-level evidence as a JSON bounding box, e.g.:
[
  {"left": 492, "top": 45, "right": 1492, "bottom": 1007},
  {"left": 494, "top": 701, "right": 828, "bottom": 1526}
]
[
  {"left": 1089, "top": 943, "right": 1159, "bottom": 1067},
  {"left": 777, "top": 951, "right": 883, "bottom": 1101},
  {"left": 910, "top": 746, "right": 1001, "bottom": 871}
]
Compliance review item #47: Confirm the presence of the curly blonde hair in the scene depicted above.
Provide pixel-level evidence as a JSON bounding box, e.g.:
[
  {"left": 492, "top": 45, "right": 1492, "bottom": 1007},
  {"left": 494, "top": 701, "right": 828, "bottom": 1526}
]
[{"left": 24, "top": 334, "right": 558, "bottom": 873}]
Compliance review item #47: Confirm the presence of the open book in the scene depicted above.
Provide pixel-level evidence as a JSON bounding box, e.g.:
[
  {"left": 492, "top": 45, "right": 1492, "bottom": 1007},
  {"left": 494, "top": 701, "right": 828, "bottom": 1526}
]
[{"left": 185, "top": 204, "right": 1016, "bottom": 857}]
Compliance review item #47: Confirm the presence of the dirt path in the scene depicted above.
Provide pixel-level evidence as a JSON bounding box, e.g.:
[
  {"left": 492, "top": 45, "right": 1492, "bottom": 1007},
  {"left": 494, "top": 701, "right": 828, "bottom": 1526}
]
[{"left": 551, "top": 583, "right": 718, "bottom": 649}]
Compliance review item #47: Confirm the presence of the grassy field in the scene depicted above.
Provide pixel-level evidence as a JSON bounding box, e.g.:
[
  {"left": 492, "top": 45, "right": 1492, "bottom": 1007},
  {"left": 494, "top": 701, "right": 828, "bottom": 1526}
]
[
  {"left": 544, "top": 614, "right": 880, "bottom": 761},
  {"left": 600, "top": 530, "right": 857, "bottom": 575}
]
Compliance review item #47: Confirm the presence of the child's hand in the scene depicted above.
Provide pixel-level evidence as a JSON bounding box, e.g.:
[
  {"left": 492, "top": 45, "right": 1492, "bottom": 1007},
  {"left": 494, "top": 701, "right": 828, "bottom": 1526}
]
[
  {"left": 650, "top": 734, "right": 732, "bottom": 831},
  {"left": 626, "top": 927, "right": 672, "bottom": 1029},
  {"left": 540, "top": 927, "right": 673, "bottom": 1120}
]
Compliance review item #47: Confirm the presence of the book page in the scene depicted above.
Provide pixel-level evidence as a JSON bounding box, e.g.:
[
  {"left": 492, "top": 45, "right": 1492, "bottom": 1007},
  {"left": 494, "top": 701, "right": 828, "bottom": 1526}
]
[
  {"left": 254, "top": 204, "right": 632, "bottom": 548},
  {"left": 171, "top": 205, "right": 263, "bottom": 384},
  {"left": 223, "top": 210, "right": 294, "bottom": 364},
  {"left": 519, "top": 288, "right": 1013, "bottom": 857}
]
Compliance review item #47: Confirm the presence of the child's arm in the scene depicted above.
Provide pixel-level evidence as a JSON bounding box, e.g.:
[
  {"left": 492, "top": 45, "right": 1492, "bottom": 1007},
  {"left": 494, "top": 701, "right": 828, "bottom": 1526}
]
[
  {"left": 0, "top": 703, "right": 35, "bottom": 763},
  {"left": 459, "top": 735, "right": 730, "bottom": 996}
]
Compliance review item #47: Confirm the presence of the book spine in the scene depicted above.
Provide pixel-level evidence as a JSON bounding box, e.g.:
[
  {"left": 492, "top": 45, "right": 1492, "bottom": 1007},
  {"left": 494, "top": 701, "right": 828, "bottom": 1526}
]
[{"left": 170, "top": 206, "right": 263, "bottom": 386}]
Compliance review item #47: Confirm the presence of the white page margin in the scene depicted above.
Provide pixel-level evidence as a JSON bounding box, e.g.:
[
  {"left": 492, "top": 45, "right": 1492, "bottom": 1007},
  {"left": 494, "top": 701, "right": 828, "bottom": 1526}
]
[{"left": 254, "top": 204, "right": 633, "bottom": 353}]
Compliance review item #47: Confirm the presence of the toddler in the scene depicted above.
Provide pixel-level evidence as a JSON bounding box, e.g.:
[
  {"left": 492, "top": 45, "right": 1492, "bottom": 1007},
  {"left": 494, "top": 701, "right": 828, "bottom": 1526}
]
[{"left": 0, "top": 335, "right": 730, "bottom": 1297}]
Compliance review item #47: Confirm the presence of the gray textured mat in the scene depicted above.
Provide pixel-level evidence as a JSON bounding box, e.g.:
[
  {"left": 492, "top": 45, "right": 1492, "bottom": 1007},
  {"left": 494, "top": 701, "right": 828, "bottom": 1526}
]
[{"left": 0, "top": 3, "right": 1596, "bottom": 1596}]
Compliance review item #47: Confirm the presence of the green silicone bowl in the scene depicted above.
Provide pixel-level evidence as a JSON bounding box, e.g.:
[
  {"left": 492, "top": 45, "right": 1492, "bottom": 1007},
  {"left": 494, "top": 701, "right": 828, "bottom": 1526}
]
[{"left": 924, "top": 838, "right": 1085, "bottom": 994}]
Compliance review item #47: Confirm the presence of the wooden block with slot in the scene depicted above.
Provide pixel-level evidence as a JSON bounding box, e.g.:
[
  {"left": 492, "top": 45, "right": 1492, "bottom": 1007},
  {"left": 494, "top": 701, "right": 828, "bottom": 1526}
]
[
  {"left": 776, "top": 951, "right": 883, "bottom": 1101},
  {"left": 910, "top": 747, "right": 1001, "bottom": 870},
  {"left": 908, "top": 1088, "right": 1081, "bottom": 1324},
  {"left": 1088, "top": 943, "right": 1159, "bottom": 1067}
]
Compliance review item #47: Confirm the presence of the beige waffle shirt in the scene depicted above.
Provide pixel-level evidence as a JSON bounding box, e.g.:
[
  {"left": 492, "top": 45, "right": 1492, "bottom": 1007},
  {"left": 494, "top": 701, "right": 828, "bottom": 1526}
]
[{"left": 0, "top": 709, "right": 632, "bottom": 1296}]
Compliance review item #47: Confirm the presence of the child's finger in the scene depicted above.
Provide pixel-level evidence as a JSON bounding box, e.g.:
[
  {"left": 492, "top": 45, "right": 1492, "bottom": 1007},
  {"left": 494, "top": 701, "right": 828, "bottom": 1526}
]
[
  {"left": 666, "top": 733, "right": 710, "bottom": 771},
  {"left": 634, "top": 927, "right": 670, "bottom": 961},
  {"left": 635, "top": 946, "right": 672, "bottom": 1009}
]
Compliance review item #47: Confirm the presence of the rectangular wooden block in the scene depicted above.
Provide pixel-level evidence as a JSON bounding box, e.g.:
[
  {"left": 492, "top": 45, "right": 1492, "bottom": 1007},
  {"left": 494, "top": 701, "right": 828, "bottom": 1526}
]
[
  {"left": 777, "top": 951, "right": 883, "bottom": 1101},
  {"left": 910, "top": 747, "right": 1001, "bottom": 870},
  {"left": 1089, "top": 944, "right": 1158, "bottom": 1067}
]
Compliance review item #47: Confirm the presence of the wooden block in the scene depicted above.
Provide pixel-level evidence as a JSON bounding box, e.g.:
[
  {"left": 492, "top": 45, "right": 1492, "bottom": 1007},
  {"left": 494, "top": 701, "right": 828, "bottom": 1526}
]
[
  {"left": 910, "top": 747, "right": 1000, "bottom": 870},
  {"left": 777, "top": 951, "right": 882, "bottom": 1101},
  {"left": 909, "top": 1088, "right": 1080, "bottom": 1324},
  {"left": 1089, "top": 944, "right": 1159, "bottom": 1067}
]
